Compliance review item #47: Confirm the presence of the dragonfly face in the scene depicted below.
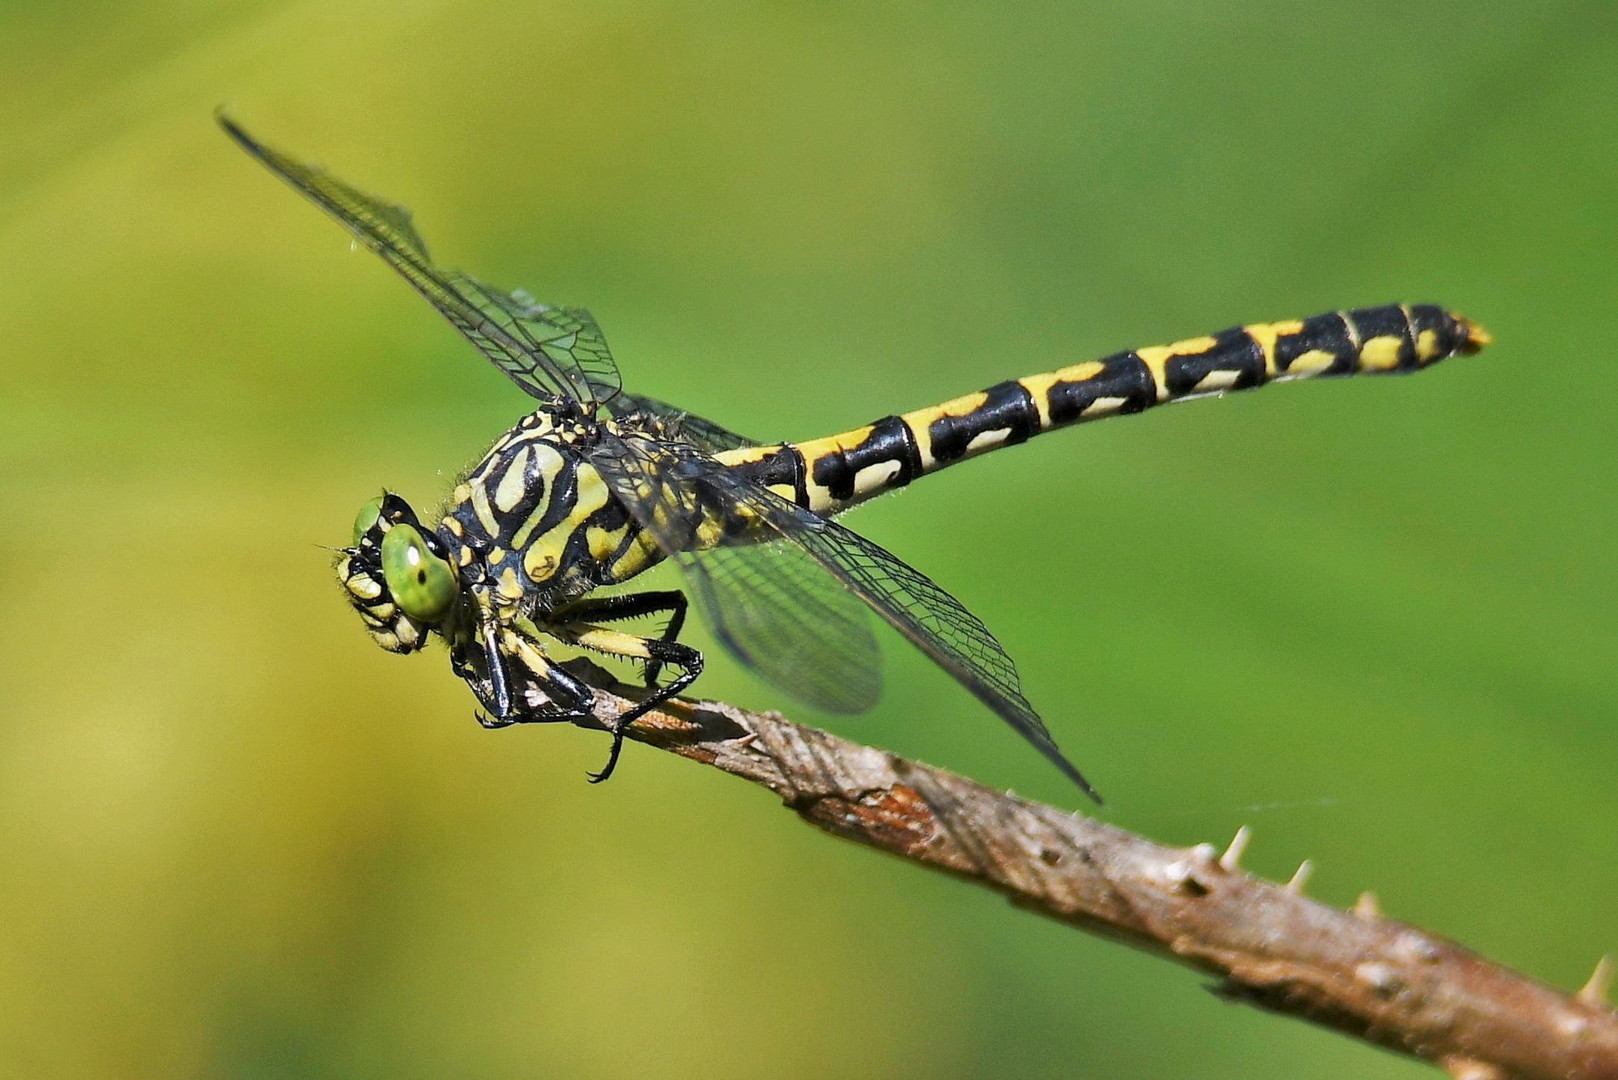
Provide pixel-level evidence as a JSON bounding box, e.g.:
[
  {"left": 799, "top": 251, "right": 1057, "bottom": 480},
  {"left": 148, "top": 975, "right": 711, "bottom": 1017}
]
[{"left": 337, "top": 493, "right": 459, "bottom": 655}]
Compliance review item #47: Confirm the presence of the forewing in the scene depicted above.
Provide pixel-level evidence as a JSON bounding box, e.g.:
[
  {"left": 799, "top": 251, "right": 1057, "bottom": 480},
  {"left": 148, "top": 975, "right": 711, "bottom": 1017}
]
[
  {"left": 219, "top": 114, "right": 620, "bottom": 405},
  {"left": 590, "top": 435, "right": 1097, "bottom": 798},
  {"left": 456, "top": 285, "right": 623, "bottom": 403}
]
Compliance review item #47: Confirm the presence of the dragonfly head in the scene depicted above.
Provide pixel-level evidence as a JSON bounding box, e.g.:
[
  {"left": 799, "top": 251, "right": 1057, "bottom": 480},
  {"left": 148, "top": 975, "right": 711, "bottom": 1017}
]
[{"left": 336, "top": 493, "right": 460, "bottom": 654}]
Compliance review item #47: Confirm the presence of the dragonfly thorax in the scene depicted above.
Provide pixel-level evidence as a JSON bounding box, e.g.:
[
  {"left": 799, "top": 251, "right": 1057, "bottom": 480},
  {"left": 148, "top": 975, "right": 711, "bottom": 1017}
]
[
  {"left": 437, "top": 410, "right": 663, "bottom": 615},
  {"left": 335, "top": 409, "right": 669, "bottom": 656}
]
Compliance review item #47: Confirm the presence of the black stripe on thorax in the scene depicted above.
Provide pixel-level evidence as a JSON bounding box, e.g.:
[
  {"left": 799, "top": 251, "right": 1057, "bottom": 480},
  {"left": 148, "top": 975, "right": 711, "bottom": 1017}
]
[
  {"left": 505, "top": 453, "right": 579, "bottom": 548},
  {"left": 488, "top": 447, "right": 546, "bottom": 536}
]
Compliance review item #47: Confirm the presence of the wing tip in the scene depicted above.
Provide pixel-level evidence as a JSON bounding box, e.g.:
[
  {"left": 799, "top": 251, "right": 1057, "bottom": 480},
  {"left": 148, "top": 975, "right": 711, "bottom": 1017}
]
[
  {"left": 215, "top": 108, "right": 248, "bottom": 144},
  {"left": 215, "top": 110, "right": 277, "bottom": 170},
  {"left": 1049, "top": 749, "right": 1104, "bottom": 806}
]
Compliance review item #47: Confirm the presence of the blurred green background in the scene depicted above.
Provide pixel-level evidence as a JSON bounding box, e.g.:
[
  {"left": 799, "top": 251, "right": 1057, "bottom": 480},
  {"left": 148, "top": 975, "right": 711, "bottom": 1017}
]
[{"left": 3, "top": 2, "right": 1615, "bottom": 1076}]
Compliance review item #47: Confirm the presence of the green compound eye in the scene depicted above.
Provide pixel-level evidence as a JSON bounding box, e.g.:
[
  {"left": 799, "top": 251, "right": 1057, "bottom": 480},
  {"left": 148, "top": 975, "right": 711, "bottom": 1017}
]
[
  {"left": 380, "top": 523, "right": 458, "bottom": 622},
  {"left": 352, "top": 495, "right": 385, "bottom": 546}
]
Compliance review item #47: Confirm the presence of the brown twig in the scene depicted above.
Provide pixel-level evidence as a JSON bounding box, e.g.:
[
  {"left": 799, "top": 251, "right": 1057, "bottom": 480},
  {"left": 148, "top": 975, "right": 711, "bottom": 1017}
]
[{"left": 561, "top": 661, "right": 1617, "bottom": 1079}]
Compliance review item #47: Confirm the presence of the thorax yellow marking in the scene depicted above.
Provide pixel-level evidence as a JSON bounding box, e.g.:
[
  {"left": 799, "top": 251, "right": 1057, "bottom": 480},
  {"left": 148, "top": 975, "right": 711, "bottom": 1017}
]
[
  {"left": 496, "top": 566, "right": 524, "bottom": 602},
  {"left": 493, "top": 446, "right": 531, "bottom": 512},
  {"left": 470, "top": 481, "right": 499, "bottom": 536},
  {"left": 608, "top": 531, "right": 664, "bottom": 583},
  {"left": 587, "top": 522, "right": 630, "bottom": 562},
  {"left": 523, "top": 462, "right": 611, "bottom": 584}
]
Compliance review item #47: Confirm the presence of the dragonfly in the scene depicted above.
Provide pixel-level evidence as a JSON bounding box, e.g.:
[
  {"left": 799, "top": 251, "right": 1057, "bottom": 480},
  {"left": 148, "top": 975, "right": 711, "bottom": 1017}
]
[{"left": 221, "top": 114, "right": 1489, "bottom": 803}]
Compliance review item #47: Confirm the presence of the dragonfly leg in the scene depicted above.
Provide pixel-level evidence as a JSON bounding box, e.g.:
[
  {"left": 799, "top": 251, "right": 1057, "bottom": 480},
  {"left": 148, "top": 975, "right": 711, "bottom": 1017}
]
[
  {"left": 469, "top": 585, "right": 513, "bottom": 721},
  {"left": 551, "top": 590, "right": 689, "bottom": 687},
  {"left": 549, "top": 621, "right": 703, "bottom": 783},
  {"left": 482, "top": 627, "right": 595, "bottom": 725},
  {"left": 448, "top": 629, "right": 519, "bottom": 723}
]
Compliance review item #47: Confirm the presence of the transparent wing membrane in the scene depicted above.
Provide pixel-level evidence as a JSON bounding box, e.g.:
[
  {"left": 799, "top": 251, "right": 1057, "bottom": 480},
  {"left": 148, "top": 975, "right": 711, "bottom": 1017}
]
[
  {"left": 606, "top": 392, "right": 758, "bottom": 453},
  {"left": 449, "top": 283, "right": 622, "bottom": 403},
  {"left": 675, "top": 541, "right": 881, "bottom": 714},
  {"left": 780, "top": 512, "right": 1096, "bottom": 799},
  {"left": 218, "top": 114, "right": 620, "bottom": 405},
  {"left": 590, "top": 435, "right": 1096, "bottom": 799}
]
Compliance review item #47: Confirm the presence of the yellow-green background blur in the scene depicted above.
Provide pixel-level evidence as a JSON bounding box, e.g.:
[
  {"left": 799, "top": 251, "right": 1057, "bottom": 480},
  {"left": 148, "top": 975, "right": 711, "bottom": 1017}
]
[{"left": 3, "top": 3, "right": 1614, "bottom": 1077}]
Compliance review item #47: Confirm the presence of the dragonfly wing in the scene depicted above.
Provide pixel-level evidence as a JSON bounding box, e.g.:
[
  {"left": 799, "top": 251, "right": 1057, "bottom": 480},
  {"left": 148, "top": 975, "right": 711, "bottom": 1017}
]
[
  {"left": 458, "top": 285, "right": 623, "bottom": 403},
  {"left": 589, "top": 435, "right": 1097, "bottom": 798},
  {"left": 605, "top": 391, "right": 759, "bottom": 452},
  {"left": 219, "top": 113, "right": 620, "bottom": 405},
  {"left": 674, "top": 540, "right": 880, "bottom": 713},
  {"left": 589, "top": 428, "right": 875, "bottom": 711},
  {"left": 775, "top": 505, "right": 1096, "bottom": 799}
]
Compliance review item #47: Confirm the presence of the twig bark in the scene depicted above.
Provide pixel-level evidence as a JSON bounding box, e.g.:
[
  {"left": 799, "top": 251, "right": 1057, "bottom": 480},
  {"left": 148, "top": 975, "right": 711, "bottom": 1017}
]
[{"left": 561, "top": 662, "right": 1617, "bottom": 1079}]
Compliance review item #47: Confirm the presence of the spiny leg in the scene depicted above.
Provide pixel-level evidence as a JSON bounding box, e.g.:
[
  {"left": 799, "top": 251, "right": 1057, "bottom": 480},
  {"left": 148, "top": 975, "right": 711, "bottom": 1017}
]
[
  {"left": 479, "top": 628, "right": 595, "bottom": 727},
  {"left": 550, "top": 621, "right": 703, "bottom": 783},
  {"left": 552, "top": 590, "right": 689, "bottom": 687},
  {"left": 457, "top": 585, "right": 595, "bottom": 727},
  {"left": 470, "top": 584, "right": 513, "bottom": 721},
  {"left": 448, "top": 622, "right": 513, "bottom": 722}
]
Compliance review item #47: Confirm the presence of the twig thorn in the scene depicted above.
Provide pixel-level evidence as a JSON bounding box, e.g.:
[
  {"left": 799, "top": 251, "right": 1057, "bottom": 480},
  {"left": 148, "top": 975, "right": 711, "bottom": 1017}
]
[
  {"left": 1579, "top": 955, "right": 1613, "bottom": 1008},
  {"left": 1219, "top": 825, "right": 1250, "bottom": 872},
  {"left": 1442, "top": 1055, "right": 1508, "bottom": 1080}
]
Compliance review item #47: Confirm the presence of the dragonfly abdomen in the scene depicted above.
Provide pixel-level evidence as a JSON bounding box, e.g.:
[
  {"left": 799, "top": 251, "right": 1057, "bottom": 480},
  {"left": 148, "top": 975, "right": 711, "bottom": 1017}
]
[{"left": 761, "top": 304, "right": 1488, "bottom": 515}]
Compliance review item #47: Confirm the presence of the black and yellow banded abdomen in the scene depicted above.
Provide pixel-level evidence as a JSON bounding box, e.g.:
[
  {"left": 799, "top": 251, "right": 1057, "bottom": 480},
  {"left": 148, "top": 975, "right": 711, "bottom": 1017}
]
[{"left": 721, "top": 304, "right": 1489, "bottom": 515}]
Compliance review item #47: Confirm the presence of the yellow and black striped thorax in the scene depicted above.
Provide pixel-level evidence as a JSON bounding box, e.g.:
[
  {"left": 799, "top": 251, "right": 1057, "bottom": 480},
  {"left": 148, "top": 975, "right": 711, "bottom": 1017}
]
[
  {"left": 437, "top": 409, "right": 662, "bottom": 611},
  {"left": 718, "top": 304, "right": 1488, "bottom": 515}
]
